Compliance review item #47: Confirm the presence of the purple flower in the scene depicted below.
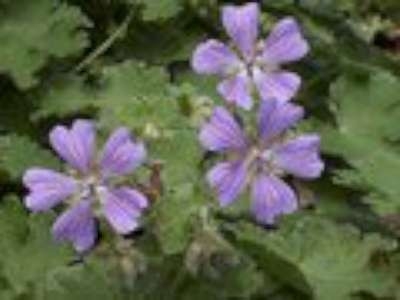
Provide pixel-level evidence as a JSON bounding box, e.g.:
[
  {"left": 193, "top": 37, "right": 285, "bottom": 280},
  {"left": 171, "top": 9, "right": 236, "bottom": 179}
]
[
  {"left": 23, "top": 120, "right": 148, "bottom": 253},
  {"left": 192, "top": 3, "right": 309, "bottom": 109},
  {"left": 199, "top": 100, "right": 323, "bottom": 224}
]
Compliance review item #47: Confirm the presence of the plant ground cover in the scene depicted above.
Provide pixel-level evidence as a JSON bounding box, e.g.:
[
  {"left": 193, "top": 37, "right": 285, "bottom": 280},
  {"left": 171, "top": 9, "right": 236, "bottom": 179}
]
[{"left": 1, "top": 0, "right": 400, "bottom": 299}]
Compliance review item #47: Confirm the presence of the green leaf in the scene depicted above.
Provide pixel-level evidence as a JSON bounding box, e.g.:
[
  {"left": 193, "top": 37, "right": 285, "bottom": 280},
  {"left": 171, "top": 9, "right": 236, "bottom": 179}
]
[
  {"left": 136, "top": 0, "right": 183, "bottom": 21},
  {"left": 150, "top": 126, "right": 201, "bottom": 185},
  {"left": 133, "top": 230, "right": 266, "bottom": 300},
  {"left": 183, "top": 227, "right": 267, "bottom": 299},
  {"left": 94, "top": 60, "right": 174, "bottom": 131},
  {"left": 0, "top": 196, "right": 74, "bottom": 298},
  {"left": 176, "top": 71, "right": 220, "bottom": 104},
  {"left": 297, "top": 0, "right": 359, "bottom": 16},
  {"left": 232, "top": 215, "right": 398, "bottom": 300},
  {"left": 32, "top": 76, "right": 97, "bottom": 120},
  {"left": 0, "top": 134, "right": 60, "bottom": 180},
  {"left": 34, "top": 61, "right": 184, "bottom": 130},
  {"left": 44, "top": 258, "right": 125, "bottom": 300},
  {"left": 147, "top": 112, "right": 204, "bottom": 256},
  {"left": 151, "top": 183, "right": 205, "bottom": 255},
  {"left": 321, "top": 71, "right": 400, "bottom": 215},
  {"left": 0, "top": 0, "right": 90, "bottom": 88}
]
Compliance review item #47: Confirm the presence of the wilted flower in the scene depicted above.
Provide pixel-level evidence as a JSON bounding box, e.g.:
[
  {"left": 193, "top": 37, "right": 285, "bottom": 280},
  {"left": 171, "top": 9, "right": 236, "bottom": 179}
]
[
  {"left": 199, "top": 100, "right": 323, "bottom": 224},
  {"left": 192, "top": 2, "right": 309, "bottom": 109},
  {"left": 23, "top": 120, "right": 148, "bottom": 252}
]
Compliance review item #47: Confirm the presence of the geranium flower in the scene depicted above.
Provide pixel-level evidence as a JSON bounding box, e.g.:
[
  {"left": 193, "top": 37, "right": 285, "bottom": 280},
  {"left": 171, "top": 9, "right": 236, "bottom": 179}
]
[
  {"left": 192, "top": 2, "right": 309, "bottom": 109},
  {"left": 23, "top": 120, "right": 148, "bottom": 252},
  {"left": 199, "top": 100, "right": 323, "bottom": 224}
]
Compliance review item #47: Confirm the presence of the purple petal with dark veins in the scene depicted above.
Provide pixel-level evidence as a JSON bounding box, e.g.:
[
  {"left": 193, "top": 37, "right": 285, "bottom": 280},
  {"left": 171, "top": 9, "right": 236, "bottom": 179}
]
[
  {"left": 222, "top": 3, "right": 259, "bottom": 59},
  {"left": 102, "top": 187, "right": 148, "bottom": 234},
  {"left": 261, "top": 17, "right": 309, "bottom": 65},
  {"left": 251, "top": 174, "right": 298, "bottom": 224},
  {"left": 199, "top": 106, "right": 248, "bottom": 152},
  {"left": 49, "top": 120, "right": 95, "bottom": 174},
  {"left": 254, "top": 69, "right": 301, "bottom": 103},
  {"left": 192, "top": 39, "right": 240, "bottom": 75},
  {"left": 52, "top": 200, "right": 96, "bottom": 253},
  {"left": 23, "top": 168, "right": 77, "bottom": 212},
  {"left": 100, "top": 127, "right": 146, "bottom": 176},
  {"left": 258, "top": 99, "right": 304, "bottom": 142},
  {"left": 218, "top": 71, "right": 253, "bottom": 110},
  {"left": 274, "top": 134, "right": 324, "bottom": 179},
  {"left": 207, "top": 160, "right": 247, "bottom": 207}
]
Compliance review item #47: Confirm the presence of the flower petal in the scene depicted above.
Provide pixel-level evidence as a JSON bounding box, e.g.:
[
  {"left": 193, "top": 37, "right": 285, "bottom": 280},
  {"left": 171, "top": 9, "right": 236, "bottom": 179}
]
[
  {"left": 112, "top": 187, "right": 149, "bottom": 210},
  {"left": 254, "top": 69, "right": 301, "bottom": 102},
  {"left": 222, "top": 3, "right": 259, "bottom": 59},
  {"left": 251, "top": 175, "right": 298, "bottom": 224},
  {"left": 274, "top": 134, "right": 324, "bottom": 179},
  {"left": 100, "top": 128, "right": 146, "bottom": 176},
  {"left": 49, "top": 120, "right": 95, "bottom": 173},
  {"left": 258, "top": 99, "right": 304, "bottom": 141},
  {"left": 262, "top": 17, "right": 309, "bottom": 65},
  {"left": 199, "top": 106, "right": 248, "bottom": 152},
  {"left": 207, "top": 160, "right": 247, "bottom": 207},
  {"left": 52, "top": 200, "right": 96, "bottom": 253},
  {"left": 23, "top": 168, "right": 77, "bottom": 212},
  {"left": 102, "top": 188, "right": 147, "bottom": 234},
  {"left": 192, "top": 39, "right": 240, "bottom": 75},
  {"left": 217, "top": 71, "right": 253, "bottom": 110}
]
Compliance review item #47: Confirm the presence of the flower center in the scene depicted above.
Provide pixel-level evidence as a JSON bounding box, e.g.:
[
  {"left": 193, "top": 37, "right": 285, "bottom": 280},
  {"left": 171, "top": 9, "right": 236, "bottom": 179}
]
[
  {"left": 65, "top": 171, "right": 104, "bottom": 205},
  {"left": 254, "top": 56, "right": 279, "bottom": 73},
  {"left": 245, "top": 144, "right": 283, "bottom": 178},
  {"left": 229, "top": 40, "right": 280, "bottom": 84},
  {"left": 253, "top": 41, "right": 279, "bottom": 73},
  {"left": 79, "top": 174, "right": 99, "bottom": 196}
]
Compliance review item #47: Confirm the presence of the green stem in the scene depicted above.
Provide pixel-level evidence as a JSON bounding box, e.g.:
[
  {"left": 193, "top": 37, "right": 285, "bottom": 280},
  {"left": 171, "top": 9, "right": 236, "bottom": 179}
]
[{"left": 74, "top": 9, "right": 134, "bottom": 73}]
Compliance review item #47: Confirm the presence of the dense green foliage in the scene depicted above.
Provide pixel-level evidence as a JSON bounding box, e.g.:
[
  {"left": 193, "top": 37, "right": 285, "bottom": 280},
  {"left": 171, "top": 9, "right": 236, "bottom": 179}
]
[{"left": 1, "top": 0, "right": 400, "bottom": 299}]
